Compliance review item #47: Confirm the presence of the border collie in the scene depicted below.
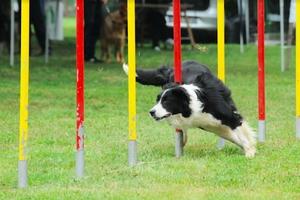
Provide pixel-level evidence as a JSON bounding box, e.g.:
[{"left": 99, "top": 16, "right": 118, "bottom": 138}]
[{"left": 123, "top": 60, "right": 256, "bottom": 157}]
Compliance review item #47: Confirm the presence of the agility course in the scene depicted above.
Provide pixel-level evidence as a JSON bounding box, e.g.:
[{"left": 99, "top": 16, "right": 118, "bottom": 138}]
[
  {"left": 217, "top": 0, "right": 226, "bottom": 148},
  {"left": 296, "top": 0, "right": 300, "bottom": 138},
  {"left": 18, "top": 0, "right": 30, "bottom": 188},
  {"left": 75, "top": 0, "right": 85, "bottom": 178},
  {"left": 172, "top": 0, "right": 184, "bottom": 157},
  {"left": 257, "top": 0, "right": 266, "bottom": 142},
  {"left": 17, "top": 0, "right": 86, "bottom": 186},
  {"left": 127, "top": 0, "right": 137, "bottom": 166},
  {"left": 0, "top": 0, "right": 299, "bottom": 198}
]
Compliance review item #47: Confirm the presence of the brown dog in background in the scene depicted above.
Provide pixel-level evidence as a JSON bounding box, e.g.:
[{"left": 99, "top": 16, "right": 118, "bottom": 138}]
[{"left": 101, "top": 4, "right": 126, "bottom": 63}]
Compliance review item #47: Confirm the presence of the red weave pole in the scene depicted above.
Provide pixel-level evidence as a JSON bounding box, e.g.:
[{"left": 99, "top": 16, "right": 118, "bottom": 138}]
[
  {"left": 173, "top": 0, "right": 182, "bottom": 83},
  {"left": 76, "top": 0, "right": 84, "bottom": 150},
  {"left": 173, "top": 0, "right": 183, "bottom": 157},
  {"left": 257, "top": 0, "right": 265, "bottom": 120}
]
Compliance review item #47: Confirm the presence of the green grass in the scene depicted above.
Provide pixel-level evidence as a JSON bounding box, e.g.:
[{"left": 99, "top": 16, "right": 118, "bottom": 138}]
[{"left": 1, "top": 18, "right": 300, "bottom": 199}]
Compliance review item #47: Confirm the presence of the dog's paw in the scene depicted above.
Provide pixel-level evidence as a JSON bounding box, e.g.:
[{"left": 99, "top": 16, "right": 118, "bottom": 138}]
[
  {"left": 244, "top": 147, "right": 256, "bottom": 158},
  {"left": 122, "top": 63, "right": 129, "bottom": 75}
]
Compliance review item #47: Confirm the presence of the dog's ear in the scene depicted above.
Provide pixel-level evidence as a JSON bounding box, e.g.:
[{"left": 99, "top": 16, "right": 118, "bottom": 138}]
[
  {"left": 162, "top": 82, "right": 179, "bottom": 90},
  {"left": 169, "top": 87, "right": 191, "bottom": 118}
]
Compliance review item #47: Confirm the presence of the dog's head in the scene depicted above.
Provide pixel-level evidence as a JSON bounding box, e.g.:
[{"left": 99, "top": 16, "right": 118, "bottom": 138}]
[
  {"left": 112, "top": 3, "right": 127, "bottom": 25},
  {"left": 119, "top": 2, "right": 127, "bottom": 19},
  {"left": 104, "top": 3, "right": 127, "bottom": 32},
  {"left": 149, "top": 84, "right": 192, "bottom": 121}
]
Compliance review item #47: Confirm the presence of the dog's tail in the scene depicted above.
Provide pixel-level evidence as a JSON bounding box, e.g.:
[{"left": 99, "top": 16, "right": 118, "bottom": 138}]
[
  {"left": 122, "top": 63, "right": 170, "bottom": 87},
  {"left": 122, "top": 63, "right": 132, "bottom": 76}
]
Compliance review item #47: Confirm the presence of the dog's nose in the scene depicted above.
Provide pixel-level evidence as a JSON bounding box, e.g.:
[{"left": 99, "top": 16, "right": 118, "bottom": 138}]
[{"left": 149, "top": 110, "right": 155, "bottom": 117}]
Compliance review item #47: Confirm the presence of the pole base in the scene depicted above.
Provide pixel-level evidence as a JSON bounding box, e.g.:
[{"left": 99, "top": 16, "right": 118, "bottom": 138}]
[
  {"left": 175, "top": 130, "right": 184, "bottom": 158},
  {"left": 128, "top": 140, "right": 137, "bottom": 167},
  {"left": 258, "top": 120, "right": 266, "bottom": 142},
  {"left": 18, "top": 160, "right": 28, "bottom": 188},
  {"left": 217, "top": 138, "right": 226, "bottom": 150},
  {"left": 296, "top": 118, "right": 300, "bottom": 139},
  {"left": 76, "top": 149, "right": 84, "bottom": 178}
]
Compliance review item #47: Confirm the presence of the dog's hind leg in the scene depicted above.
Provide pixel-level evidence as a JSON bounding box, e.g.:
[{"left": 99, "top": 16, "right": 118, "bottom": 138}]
[
  {"left": 234, "top": 122, "right": 256, "bottom": 158},
  {"left": 100, "top": 43, "right": 106, "bottom": 61},
  {"left": 216, "top": 124, "right": 256, "bottom": 158},
  {"left": 101, "top": 40, "right": 111, "bottom": 62}
]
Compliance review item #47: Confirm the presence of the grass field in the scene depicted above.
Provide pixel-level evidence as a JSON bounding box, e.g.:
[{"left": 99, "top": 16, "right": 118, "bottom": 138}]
[{"left": 1, "top": 18, "right": 300, "bottom": 199}]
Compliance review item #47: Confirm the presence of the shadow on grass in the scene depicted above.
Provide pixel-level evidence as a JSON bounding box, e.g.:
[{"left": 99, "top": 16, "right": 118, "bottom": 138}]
[
  {"left": 146, "top": 142, "right": 243, "bottom": 160},
  {"left": 186, "top": 144, "right": 242, "bottom": 159}
]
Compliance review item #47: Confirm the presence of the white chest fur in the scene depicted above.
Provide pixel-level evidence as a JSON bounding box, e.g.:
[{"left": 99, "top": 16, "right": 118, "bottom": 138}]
[{"left": 167, "top": 112, "right": 222, "bottom": 132}]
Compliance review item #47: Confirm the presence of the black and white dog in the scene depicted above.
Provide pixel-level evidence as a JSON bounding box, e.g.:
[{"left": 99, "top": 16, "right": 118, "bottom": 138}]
[{"left": 123, "top": 61, "right": 256, "bottom": 157}]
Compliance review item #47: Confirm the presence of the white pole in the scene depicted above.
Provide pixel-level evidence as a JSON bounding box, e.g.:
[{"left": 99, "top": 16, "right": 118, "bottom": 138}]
[
  {"left": 280, "top": 0, "right": 285, "bottom": 72},
  {"left": 10, "top": 0, "right": 15, "bottom": 67},
  {"left": 45, "top": 0, "right": 49, "bottom": 64},
  {"left": 244, "top": 0, "right": 250, "bottom": 44},
  {"left": 175, "top": 130, "right": 184, "bottom": 157},
  {"left": 238, "top": 0, "right": 244, "bottom": 53}
]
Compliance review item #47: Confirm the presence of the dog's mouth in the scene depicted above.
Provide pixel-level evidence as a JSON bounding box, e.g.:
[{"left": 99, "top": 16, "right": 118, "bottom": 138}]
[{"left": 153, "top": 113, "right": 171, "bottom": 121}]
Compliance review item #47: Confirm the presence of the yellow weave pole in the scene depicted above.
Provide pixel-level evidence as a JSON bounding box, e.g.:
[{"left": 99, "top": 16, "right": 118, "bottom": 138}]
[
  {"left": 18, "top": 0, "right": 30, "bottom": 188},
  {"left": 217, "top": 0, "right": 225, "bottom": 82},
  {"left": 296, "top": 0, "right": 300, "bottom": 138},
  {"left": 127, "top": 0, "right": 137, "bottom": 166},
  {"left": 217, "top": 0, "right": 226, "bottom": 148}
]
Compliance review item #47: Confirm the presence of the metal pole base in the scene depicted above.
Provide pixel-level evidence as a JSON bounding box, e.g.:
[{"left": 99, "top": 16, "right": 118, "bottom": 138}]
[
  {"left": 258, "top": 120, "right": 266, "bottom": 142},
  {"left": 175, "top": 130, "right": 184, "bottom": 158},
  {"left": 18, "top": 160, "right": 28, "bottom": 188},
  {"left": 128, "top": 140, "right": 137, "bottom": 167},
  {"left": 76, "top": 149, "right": 84, "bottom": 178},
  {"left": 217, "top": 138, "right": 226, "bottom": 150},
  {"left": 296, "top": 117, "right": 300, "bottom": 139}
]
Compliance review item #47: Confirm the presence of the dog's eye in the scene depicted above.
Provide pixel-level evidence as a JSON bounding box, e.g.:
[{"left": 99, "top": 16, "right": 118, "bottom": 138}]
[{"left": 161, "top": 96, "right": 169, "bottom": 104}]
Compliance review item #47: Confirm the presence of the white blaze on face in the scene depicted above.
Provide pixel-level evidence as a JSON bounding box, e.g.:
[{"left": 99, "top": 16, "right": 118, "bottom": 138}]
[
  {"left": 180, "top": 84, "right": 203, "bottom": 113},
  {"left": 151, "top": 101, "right": 170, "bottom": 118},
  {"left": 150, "top": 89, "right": 171, "bottom": 119}
]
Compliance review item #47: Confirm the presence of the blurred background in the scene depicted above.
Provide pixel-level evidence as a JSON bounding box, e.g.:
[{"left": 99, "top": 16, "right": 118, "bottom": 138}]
[{"left": 0, "top": 0, "right": 295, "bottom": 57}]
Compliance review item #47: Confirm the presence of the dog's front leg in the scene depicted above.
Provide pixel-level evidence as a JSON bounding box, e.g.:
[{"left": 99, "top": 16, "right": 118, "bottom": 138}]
[
  {"left": 183, "top": 130, "right": 188, "bottom": 147},
  {"left": 176, "top": 129, "right": 188, "bottom": 147},
  {"left": 116, "top": 42, "right": 124, "bottom": 63},
  {"left": 216, "top": 125, "right": 256, "bottom": 158},
  {"left": 116, "top": 51, "right": 123, "bottom": 63}
]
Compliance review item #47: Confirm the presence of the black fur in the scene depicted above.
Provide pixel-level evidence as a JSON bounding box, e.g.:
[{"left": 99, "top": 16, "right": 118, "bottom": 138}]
[
  {"left": 136, "top": 60, "right": 211, "bottom": 87},
  {"left": 194, "top": 73, "right": 243, "bottom": 129},
  {"left": 159, "top": 87, "right": 192, "bottom": 118},
  {"left": 137, "top": 60, "right": 243, "bottom": 130}
]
